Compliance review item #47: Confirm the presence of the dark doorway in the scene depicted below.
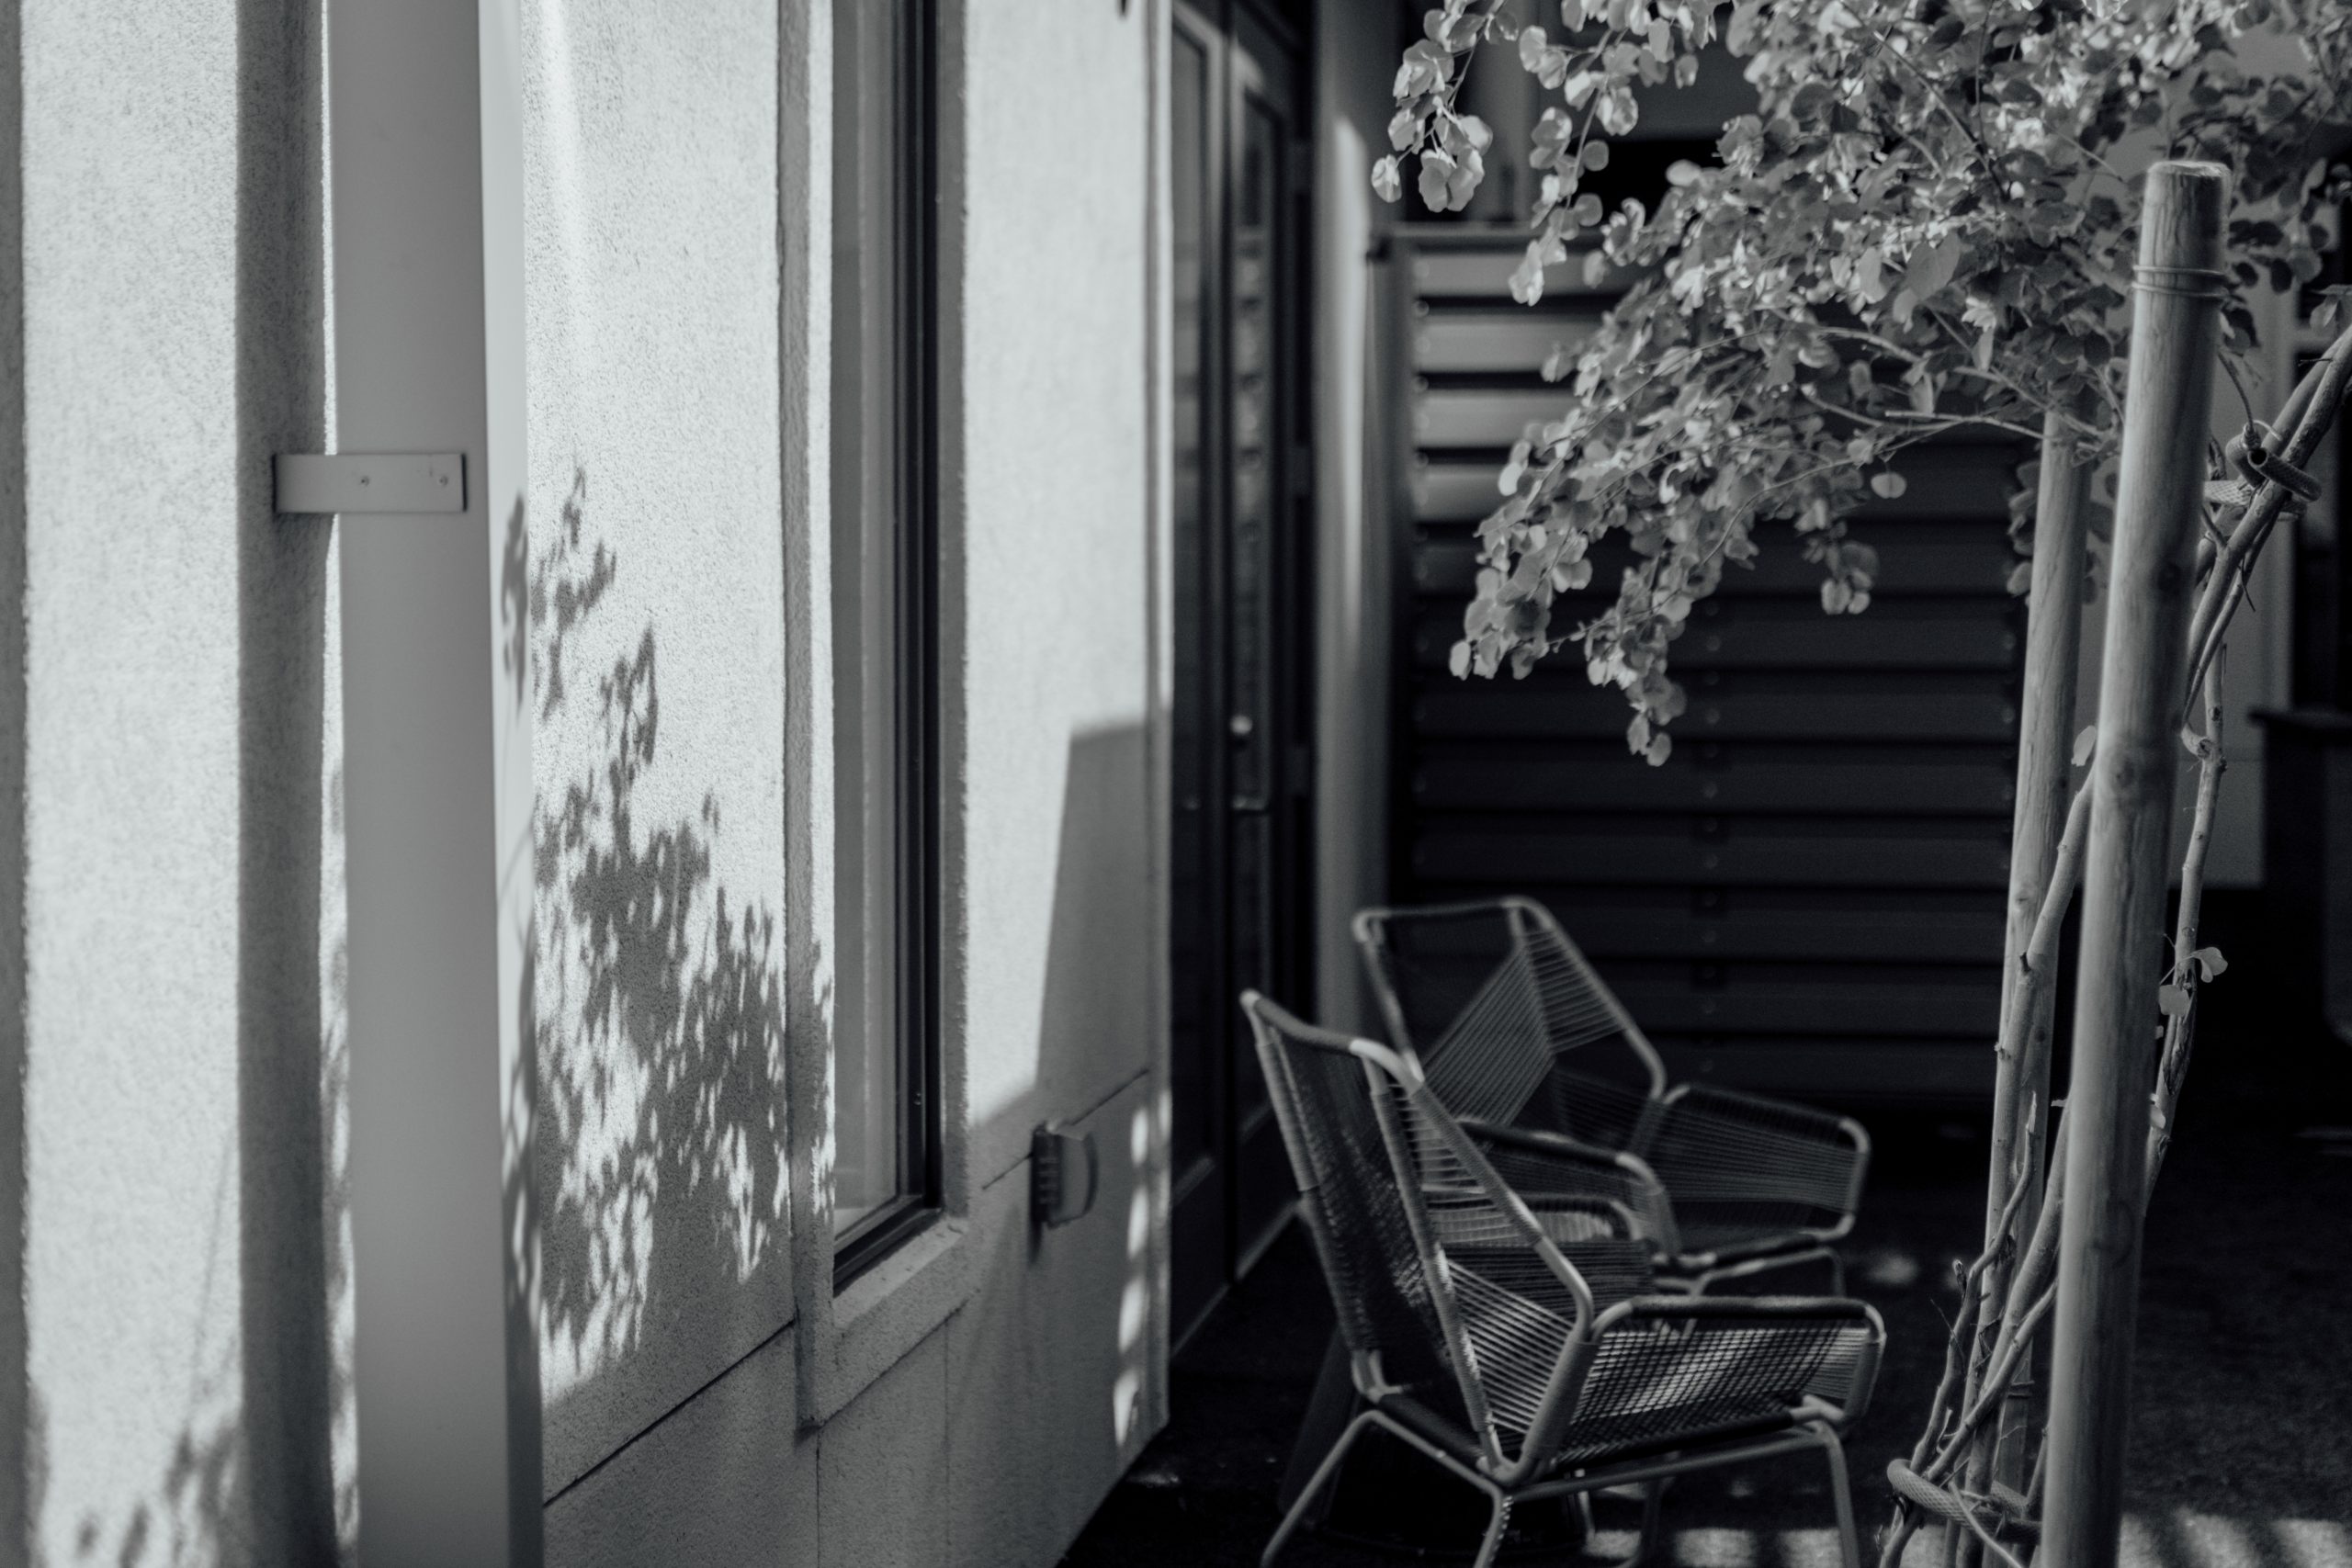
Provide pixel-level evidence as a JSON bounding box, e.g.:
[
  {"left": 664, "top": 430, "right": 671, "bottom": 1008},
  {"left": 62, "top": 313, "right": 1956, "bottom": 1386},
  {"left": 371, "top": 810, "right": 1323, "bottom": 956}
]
[{"left": 1169, "top": 0, "right": 1315, "bottom": 1348}]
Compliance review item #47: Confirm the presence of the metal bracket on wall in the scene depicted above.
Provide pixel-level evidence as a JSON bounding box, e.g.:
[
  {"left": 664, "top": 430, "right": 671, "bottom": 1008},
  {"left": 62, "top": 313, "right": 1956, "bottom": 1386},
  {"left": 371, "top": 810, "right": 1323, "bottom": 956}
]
[
  {"left": 274, "top": 452, "right": 467, "bottom": 514},
  {"left": 1032, "top": 1122, "right": 1100, "bottom": 1228}
]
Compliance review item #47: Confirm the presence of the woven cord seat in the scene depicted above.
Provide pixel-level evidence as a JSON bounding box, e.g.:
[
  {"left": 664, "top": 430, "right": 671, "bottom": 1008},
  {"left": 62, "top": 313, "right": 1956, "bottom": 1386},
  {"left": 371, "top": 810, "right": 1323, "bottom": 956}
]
[
  {"left": 1354, "top": 897, "right": 1871, "bottom": 1292},
  {"left": 1244, "top": 991, "right": 1883, "bottom": 1568}
]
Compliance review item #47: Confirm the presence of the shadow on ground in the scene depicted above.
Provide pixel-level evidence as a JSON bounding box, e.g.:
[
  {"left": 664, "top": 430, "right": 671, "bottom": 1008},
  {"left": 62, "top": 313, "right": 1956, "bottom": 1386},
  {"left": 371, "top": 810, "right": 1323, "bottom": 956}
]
[{"left": 1066, "top": 911, "right": 2352, "bottom": 1567}]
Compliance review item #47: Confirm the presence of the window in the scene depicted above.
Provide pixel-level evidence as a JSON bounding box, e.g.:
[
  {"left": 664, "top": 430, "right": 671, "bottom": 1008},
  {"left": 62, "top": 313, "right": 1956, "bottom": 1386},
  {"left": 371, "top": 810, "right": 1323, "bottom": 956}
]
[{"left": 830, "top": 0, "right": 939, "bottom": 1280}]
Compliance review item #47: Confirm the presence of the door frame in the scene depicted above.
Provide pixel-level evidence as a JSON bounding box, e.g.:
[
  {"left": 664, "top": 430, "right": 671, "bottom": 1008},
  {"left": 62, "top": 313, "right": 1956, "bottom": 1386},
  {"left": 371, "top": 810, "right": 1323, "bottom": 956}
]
[{"left": 1166, "top": 0, "right": 1317, "bottom": 1348}]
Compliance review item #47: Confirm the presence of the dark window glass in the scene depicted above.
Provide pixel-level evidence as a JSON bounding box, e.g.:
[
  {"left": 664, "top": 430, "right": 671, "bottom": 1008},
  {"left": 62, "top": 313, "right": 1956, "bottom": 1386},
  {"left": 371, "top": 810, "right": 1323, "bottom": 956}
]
[{"left": 831, "top": 0, "right": 940, "bottom": 1281}]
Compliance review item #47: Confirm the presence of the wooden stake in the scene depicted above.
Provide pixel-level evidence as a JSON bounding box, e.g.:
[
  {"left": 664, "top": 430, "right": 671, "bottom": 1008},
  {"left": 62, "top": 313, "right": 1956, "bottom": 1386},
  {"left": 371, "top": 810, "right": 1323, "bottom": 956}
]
[
  {"left": 1968, "top": 409, "right": 2091, "bottom": 1516},
  {"left": 2041, "top": 161, "right": 2228, "bottom": 1568}
]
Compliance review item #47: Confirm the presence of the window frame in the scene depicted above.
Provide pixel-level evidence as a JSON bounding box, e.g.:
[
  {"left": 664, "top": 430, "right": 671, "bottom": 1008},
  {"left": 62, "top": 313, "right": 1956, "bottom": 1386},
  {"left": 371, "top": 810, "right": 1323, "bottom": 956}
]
[{"left": 830, "top": 0, "right": 943, "bottom": 1289}]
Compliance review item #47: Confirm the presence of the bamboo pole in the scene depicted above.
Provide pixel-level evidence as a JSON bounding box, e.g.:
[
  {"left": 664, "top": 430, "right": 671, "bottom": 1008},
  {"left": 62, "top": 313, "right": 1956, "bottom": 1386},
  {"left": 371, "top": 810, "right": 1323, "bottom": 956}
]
[
  {"left": 2041, "top": 161, "right": 2228, "bottom": 1568},
  {"left": 1964, "top": 410, "right": 2091, "bottom": 1526}
]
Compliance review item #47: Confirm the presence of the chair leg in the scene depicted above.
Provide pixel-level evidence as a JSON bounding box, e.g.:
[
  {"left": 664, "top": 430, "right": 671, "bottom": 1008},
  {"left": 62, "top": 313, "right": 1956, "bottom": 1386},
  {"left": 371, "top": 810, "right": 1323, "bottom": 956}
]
[
  {"left": 1468, "top": 1485, "right": 1514, "bottom": 1568},
  {"left": 1261, "top": 1409, "right": 1377, "bottom": 1567},
  {"left": 1815, "top": 1423, "right": 1860, "bottom": 1568}
]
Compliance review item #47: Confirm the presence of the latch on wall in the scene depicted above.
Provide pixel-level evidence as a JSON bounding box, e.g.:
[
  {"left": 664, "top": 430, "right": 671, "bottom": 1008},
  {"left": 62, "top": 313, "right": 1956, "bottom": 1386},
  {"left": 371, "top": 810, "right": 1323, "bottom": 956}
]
[
  {"left": 275, "top": 453, "right": 467, "bottom": 514},
  {"left": 1031, "top": 1122, "right": 1100, "bottom": 1229}
]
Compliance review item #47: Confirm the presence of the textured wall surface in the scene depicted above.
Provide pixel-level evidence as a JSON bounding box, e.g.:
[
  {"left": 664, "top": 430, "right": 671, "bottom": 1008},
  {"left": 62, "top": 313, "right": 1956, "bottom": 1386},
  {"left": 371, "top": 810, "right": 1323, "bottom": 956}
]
[
  {"left": 547, "top": 1067, "right": 1158, "bottom": 1568},
  {"left": 16, "top": 0, "right": 344, "bottom": 1562},
  {"left": 7, "top": 0, "right": 1163, "bottom": 1561},
  {"left": 520, "top": 0, "right": 790, "bottom": 1496},
  {"left": 955, "top": 0, "right": 1155, "bottom": 1190},
  {"left": 544, "top": 0, "right": 1163, "bottom": 1561}
]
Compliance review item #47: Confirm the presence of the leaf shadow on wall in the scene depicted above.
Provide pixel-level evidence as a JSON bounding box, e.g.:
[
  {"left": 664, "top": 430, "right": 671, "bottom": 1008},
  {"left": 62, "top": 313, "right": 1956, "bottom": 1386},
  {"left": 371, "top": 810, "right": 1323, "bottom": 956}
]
[{"left": 529, "top": 468, "right": 791, "bottom": 1470}]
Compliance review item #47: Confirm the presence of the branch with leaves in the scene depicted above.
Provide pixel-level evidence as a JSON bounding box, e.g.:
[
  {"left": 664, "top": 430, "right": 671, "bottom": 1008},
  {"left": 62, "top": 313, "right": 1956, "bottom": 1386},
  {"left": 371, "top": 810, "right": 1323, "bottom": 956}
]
[{"left": 1384, "top": 0, "right": 2351, "bottom": 761}]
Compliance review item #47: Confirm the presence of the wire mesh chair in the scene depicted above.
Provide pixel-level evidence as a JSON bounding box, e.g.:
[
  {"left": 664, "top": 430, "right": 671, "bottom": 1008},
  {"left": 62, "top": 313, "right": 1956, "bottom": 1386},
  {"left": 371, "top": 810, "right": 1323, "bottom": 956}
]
[
  {"left": 1354, "top": 897, "right": 1872, "bottom": 1293},
  {"left": 1244, "top": 991, "right": 1883, "bottom": 1568}
]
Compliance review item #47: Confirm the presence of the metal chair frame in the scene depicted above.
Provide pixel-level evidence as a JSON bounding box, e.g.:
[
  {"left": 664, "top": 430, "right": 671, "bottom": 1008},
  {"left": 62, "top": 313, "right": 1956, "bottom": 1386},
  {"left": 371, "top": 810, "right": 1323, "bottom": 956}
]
[
  {"left": 1267, "top": 1404, "right": 1859, "bottom": 1568},
  {"left": 1244, "top": 991, "right": 1885, "bottom": 1568},
  {"left": 1353, "top": 896, "right": 1872, "bottom": 1293}
]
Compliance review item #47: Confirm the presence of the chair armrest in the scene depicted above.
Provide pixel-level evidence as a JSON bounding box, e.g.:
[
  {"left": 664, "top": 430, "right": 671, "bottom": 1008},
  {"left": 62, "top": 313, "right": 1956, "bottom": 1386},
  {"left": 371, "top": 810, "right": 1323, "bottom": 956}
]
[
  {"left": 1459, "top": 1115, "right": 1645, "bottom": 1173},
  {"left": 1652, "top": 1084, "right": 1871, "bottom": 1229},
  {"left": 1459, "top": 1116, "right": 1679, "bottom": 1258},
  {"left": 1601, "top": 1294, "right": 1881, "bottom": 1325},
  {"left": 1666, "top": 1082, "right": 1869, "bottom": 1147}
]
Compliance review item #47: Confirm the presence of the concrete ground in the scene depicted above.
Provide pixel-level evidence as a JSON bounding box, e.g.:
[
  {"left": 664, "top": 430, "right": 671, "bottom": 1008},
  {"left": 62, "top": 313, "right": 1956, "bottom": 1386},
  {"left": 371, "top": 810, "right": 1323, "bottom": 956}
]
[{"left": 1066, "top": 941, "right": 2352, "bottom": 1567}]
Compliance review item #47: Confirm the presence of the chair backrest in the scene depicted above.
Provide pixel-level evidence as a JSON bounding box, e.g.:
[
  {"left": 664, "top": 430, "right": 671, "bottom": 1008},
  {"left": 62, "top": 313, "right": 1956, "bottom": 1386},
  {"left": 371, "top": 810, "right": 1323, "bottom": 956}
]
[
  {"left": 1353, "top": 897, "right": 1668, "bottom": 1149},
  {"left": 1243, "top": 991, "right": 1644, "bottom": 1469},
  {"left": 1240, "top": 992, "right": 1453, "bottom": 1399}
]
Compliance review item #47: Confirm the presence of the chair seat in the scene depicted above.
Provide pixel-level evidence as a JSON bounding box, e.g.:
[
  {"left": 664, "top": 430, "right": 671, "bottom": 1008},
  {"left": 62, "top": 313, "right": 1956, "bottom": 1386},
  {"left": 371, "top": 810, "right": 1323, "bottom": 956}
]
[{"left": 1372, "top": 1374, "right": 1812, "bottom": 1478}]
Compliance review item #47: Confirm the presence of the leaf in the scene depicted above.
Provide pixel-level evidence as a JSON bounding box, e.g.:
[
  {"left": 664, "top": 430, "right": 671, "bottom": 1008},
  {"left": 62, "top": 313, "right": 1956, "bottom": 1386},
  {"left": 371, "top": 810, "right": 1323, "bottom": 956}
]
[
  {"left": 1445, "top": 147, "right": 1485, "bottom": 209},
  {"left": 1870, "top": 471, "right": 1906, "bottom": 500},
  {"left": 1598, "top": 85, "right": 1638, "bottom": 136},
  {"left": 1904, "top": 237, "right": 1962, "bottom": 299},
  {"left": 2073, "top": 726, "right": 2097, "bottom": 766},
  {"left": 1581, "top": 140, "right": 1611, "bottom": 173},
  {"left": 1645, "top": 731, "right": 1673, "bottom": 766},
  {"left": 2157, "top": 984, "right": 2191, "bottom": 1018},
  {"left": 1499, "top": 438, "right": 1532, "bottom": 493},
  {"left": 1447, "top": 639, "right": 1473, "bottom": 679},
  {"left": 1417, "top": 149, "right": 1456, "bottom": 210},
  {"left": 2192, "top": 946, "right": 2227, "bottom": 981},
  {"left": 1371, "top": 156, "right": 1402, "bottom": 203},
  {"left": 1510, "top": 243, "right": 1547, "bottom": 306},
  {"left": 1853, "top": 247, "right": 1887, "bottom": 303}
]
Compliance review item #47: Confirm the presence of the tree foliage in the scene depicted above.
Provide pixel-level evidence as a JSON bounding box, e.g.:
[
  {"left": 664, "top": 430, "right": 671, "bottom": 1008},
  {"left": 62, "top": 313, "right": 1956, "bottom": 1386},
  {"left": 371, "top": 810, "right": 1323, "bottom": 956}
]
[{"left": 1380, "top": 0, "right": 2352, "bottom": 762}]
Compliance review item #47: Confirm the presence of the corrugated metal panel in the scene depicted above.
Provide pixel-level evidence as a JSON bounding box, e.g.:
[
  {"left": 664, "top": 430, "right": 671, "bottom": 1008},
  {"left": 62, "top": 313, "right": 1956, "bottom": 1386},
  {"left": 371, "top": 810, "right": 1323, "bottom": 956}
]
[{"left": 1385, "top": 232, "right": 2021, "bottom": 1103}]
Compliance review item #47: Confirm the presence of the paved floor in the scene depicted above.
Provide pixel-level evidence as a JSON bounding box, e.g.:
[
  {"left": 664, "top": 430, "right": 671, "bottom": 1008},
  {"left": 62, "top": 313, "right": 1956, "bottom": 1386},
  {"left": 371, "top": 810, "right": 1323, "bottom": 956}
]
[{"left": 1065, "top": 995, "right": 2352, "bottom": 1566}]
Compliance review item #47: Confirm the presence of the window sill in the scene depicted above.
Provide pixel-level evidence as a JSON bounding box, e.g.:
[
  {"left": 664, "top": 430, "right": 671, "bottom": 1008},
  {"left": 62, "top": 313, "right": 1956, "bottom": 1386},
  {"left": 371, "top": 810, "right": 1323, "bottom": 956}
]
[{"left": 797, "top": 1210, "right": 973, "bottom": 1427}]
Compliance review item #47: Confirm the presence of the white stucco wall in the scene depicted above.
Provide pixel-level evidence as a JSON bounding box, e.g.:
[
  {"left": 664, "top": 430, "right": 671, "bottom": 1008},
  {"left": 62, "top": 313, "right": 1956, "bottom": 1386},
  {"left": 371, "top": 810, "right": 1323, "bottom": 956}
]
[
  {"left": 20, "top": 12, "right": 244, "bottom": 1557},
  {"left": 955, "top": 0, "right": 1156, "bottom": 1206},
  {"left": 14, "top": 0, "right": 345, "bottom": 1562},
  {"left": 519, "top": 0, "right": 790, "bottom": 1495},
  {"left": 545, "top": 0, "right": 1167, "bottom": 1561},
  {"left": 6, "top": 0, "right": 1167, "bottom": 1562}
]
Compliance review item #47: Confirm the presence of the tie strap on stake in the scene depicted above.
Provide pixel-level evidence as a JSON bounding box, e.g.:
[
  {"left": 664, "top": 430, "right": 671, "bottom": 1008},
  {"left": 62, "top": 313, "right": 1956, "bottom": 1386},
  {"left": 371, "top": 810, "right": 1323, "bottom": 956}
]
[{"left": 2131, "top": 263, "right": 2232, "bottom": 301}]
